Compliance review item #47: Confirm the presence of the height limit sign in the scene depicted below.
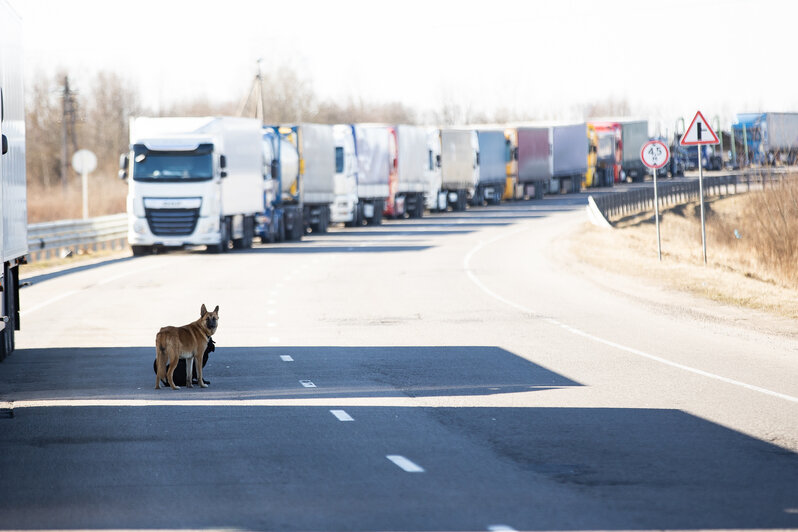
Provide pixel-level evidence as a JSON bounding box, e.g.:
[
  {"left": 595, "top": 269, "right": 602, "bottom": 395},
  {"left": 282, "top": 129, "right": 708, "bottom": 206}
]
[{"left": 641, "top": 139, "right": 669, "bottom": 262}]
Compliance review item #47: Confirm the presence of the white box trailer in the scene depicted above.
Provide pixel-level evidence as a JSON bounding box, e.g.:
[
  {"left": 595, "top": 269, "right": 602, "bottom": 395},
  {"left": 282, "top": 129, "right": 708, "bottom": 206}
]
[
  {"left": 516, "top": 123, "right": 587, "bottom": 195},
  {"left": 0, "top": 0, "right": 26, "bottom": 360},
  {"left": 352, "top": 124, "right": 391, "bottom": 224},
  {"left": 551, "top": 122, "right": 588, "bottom": 193},
  {"left": 390, "top": 124, "right": 428, "bottom": 218},
  {"left": 122, "top": 116, "right": 264, "bottom": 254},
  {"left": 294, "top": 123, "right": 336, "bottom": 233},
  {"left": 440, "top": 129, "right": 479, "bottom": 211},
  {"left": 475, "top": 129, "right": 507, "bottom": 205}
]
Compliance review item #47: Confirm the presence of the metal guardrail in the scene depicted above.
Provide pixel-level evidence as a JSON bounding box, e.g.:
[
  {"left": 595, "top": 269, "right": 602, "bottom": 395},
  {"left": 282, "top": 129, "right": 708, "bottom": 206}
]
[
  {"left": 589, "top": 169, "right": 797, "bottom": 224},
  {"left": 591, "top": 175, "right": 739, "bottom": 223},
  {"left": 26, "top": 213, "right": 128, "bottom": 262}
]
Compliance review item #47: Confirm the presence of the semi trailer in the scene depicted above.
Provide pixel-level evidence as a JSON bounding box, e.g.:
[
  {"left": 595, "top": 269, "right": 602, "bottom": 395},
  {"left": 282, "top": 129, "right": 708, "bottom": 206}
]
[
  {"left": 440, "top": 129, "right": 479, "bottom": 211},
  {"left": 474, "top": 129, "right": 506, "bottom": 205},
  {"left": 0, "top": 0, "right": 26, "bottom": 361}
]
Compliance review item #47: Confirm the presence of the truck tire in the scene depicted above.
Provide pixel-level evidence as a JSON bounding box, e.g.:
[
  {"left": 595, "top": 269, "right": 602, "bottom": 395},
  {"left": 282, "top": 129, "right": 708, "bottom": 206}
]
[
  {"left": 534, "top": 184, "right": 545, "bottom": 200},
  {"left": 233, "top": 216, "right": 255, "bottom": 249},
  {"left": 370, "top": 200, "right": 383, "bottom": 226},
  {"left": 131, "top": 245, "right": 151, "bottom": 256},
  {"left": 413, "top": 195, "right": 425, "bottom": 218},
  {"left": 208, "top": 218, "right": 230, "bottom": 253},
  {"left": 0, "top": 264, "right": 16, "bottom": 361}
]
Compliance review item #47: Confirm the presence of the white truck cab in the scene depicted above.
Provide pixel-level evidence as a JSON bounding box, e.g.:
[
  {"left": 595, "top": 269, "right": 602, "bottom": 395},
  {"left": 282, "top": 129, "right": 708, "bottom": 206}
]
[
  {"left": 121, "top": 117, "right": 263, "bottom": 254},
  {"left": 331, "top": 124, "right": 359, "bottom": 224}
]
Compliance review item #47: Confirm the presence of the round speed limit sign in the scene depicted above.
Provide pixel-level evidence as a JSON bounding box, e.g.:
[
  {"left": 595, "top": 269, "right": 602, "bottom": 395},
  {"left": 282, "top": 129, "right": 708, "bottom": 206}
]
[{"left": 641, "top": 140, "right": 669, "bottom": 169}]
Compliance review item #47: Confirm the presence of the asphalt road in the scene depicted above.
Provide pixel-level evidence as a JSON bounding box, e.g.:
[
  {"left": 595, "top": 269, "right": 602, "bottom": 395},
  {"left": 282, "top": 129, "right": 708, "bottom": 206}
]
[{"left": 2, "top": 194, "right": 797, "bottom": 531}]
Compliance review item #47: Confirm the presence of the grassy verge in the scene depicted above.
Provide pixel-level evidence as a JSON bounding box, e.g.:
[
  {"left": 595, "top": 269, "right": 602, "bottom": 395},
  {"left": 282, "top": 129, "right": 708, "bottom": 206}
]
[
  {"left": 570, "top": 180, "right": 798, "bottom": 320},
  {"left": 27, "top": 176, "right": 127, "bottom": 223}
]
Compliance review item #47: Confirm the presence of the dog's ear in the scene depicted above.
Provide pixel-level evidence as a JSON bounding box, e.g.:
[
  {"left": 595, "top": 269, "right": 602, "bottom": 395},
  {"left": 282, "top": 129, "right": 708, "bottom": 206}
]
[
  {"left": 201, "top": 304, "right": 207, "bottom": 316},
  {"left": 213, "top": 305, "right": 219, "bottom": 314}
]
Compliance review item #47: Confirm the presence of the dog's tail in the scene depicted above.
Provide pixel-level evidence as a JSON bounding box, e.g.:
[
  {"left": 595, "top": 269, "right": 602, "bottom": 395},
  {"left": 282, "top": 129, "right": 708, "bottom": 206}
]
[{"left": 155, "top": 335, "right": 168, "bottom": 379}]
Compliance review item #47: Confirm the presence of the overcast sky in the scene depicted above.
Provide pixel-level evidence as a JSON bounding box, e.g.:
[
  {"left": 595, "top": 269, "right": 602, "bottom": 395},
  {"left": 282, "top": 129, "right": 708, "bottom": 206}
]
[{"left": 13, "top": 0, "right": 798, "bottom": 132}]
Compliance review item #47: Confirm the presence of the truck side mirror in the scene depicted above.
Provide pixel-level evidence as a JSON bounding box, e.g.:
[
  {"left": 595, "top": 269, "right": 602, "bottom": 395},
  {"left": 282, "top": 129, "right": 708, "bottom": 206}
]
[
  {"left": 220, "top": 155, "right": 228, "bottom": 178},
  {"left": 513, "top": 147, "right": 519, "bottom": 160},
  {"left": 1, "top": 134, "right": 7, "bottom": 156},
  {"left": 436, "top": 154, "right": 441, "bottom": 168},
  {"left": 118, "top": 153, "right": 128, "bottom": 180},
  {"left": 271, "top": 160, "right": 279, "bottom": 180}
]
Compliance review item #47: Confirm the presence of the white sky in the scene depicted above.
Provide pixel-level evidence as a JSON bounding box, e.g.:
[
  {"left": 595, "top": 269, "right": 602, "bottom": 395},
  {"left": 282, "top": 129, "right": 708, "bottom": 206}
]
[{"left": 13, "top": 0, "right": 798, "bottom": 132}]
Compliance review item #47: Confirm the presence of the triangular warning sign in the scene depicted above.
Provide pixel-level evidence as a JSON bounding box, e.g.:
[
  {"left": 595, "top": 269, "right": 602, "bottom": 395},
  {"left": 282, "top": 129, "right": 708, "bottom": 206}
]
[{"left": 680, "top": 110, "right": 719, "bottom": 145}]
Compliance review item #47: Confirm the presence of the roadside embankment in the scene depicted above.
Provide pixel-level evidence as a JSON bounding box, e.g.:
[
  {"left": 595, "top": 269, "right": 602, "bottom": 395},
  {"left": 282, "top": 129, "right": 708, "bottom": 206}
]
[{"left": 568, "top": 180, "right": 798, "bottom": 322}]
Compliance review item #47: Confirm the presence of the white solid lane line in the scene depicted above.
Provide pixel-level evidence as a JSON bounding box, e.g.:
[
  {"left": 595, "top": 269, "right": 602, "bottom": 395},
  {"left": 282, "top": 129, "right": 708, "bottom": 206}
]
[
  {"left": 330, "top": 409, "right": 353, "bottom": 421},
  {"left": 463, "top": 225, "right": 798, "bottom": 404},
  {"left": 386, "top": 455, "right": 425, "bottom": 473}
]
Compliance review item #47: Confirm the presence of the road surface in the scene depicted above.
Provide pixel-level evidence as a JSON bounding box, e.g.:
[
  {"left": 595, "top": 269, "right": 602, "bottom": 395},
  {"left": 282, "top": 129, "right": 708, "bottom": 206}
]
[{"left": 1, "top": 194, "right": 797, "bottom": 531}]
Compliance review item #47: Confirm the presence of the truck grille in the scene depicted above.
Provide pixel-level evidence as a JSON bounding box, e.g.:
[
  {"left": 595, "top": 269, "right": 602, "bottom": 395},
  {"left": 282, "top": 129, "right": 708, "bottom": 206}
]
[{"left": 145, "top": 208, "right": 199, "bottom": 236}]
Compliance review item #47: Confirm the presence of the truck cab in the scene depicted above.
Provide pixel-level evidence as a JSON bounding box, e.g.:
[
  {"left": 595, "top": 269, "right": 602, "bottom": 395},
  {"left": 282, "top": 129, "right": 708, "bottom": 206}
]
[
  {"left": 123, "top": 136, "right": 227, "bottom": 254},
  {"left": 331, "top": 125, "right": 359, "bottom": 225},
  {"left": 121, "top": 117, "right": 263, "bottom": 254}
]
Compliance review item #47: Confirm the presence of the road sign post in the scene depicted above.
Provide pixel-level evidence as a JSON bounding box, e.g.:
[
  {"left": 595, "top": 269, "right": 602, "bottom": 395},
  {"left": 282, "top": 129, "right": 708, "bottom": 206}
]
[
  {"left": 641, "top": 140, "right": 669, "bottom": 261},
  {"left": 680, "top": 111, "right": 719, "bottom": 265},
  {"left": 72, "top": 149, "right": 97, "bottom": 220}
]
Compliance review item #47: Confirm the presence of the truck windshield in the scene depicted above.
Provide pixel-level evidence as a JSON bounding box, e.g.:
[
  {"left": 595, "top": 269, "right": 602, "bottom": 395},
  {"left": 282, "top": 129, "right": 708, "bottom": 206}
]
[{"left": 132, "top": 144, "right": 214, "bottom": 182}]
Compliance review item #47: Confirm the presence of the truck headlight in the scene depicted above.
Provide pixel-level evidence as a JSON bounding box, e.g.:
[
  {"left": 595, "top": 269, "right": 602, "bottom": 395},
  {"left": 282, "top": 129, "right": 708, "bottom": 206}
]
[{"left": 133, "top": 219, "right": 147, "bottom": 234}]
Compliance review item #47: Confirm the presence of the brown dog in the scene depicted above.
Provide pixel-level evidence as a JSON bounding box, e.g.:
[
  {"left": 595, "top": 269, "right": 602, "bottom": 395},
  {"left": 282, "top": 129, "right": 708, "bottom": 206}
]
[{"left": 155, "top": 304, "right": 219, "bottom": 390}]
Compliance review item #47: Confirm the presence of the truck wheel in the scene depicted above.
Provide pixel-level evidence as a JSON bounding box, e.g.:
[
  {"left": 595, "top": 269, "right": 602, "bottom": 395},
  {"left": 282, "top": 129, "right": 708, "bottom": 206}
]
[
  {"left": 318, "top": 207, "right": 329, "bottom": 233},
  {"left": 0, "top": 264, "right": 16, "bottom": 361},
  {"left": 131, "top": 245, "right": 151, "bottom": 256},
  {"left": 534, "top": 184, "right": 545, "bottom": 200},
  {"left": 277, "top": 217, "right": 286, "bottom": 242},
  {"left": 208, "top": 218, "right": 230, "bottom": 253},
  {"left": 370, "top": 201, "right": 383, "bottom": 225}
]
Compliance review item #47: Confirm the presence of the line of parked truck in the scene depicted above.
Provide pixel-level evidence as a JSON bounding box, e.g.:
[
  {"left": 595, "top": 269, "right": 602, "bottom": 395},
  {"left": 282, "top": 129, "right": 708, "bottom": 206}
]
[
  {"left": 117, "top": 116, "right": 661, "bottom": 254},
  {"left": 118, "top": 110, "right": 798, "bottom": 256}
]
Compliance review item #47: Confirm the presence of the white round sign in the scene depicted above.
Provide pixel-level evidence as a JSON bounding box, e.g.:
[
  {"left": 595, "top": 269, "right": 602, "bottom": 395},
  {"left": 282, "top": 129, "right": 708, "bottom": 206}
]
[
  {"left": 72, "top": 149, "right": 97, "bottom": 174},
  {"left": 640, "top": 140, "right": 669, "bottom": 169}
]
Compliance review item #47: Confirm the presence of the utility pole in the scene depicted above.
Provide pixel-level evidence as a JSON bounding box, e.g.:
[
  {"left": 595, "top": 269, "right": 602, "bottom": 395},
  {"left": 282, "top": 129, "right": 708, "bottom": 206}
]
[
  {"left": 236, "top": 58, "right": 265, "bottom": 124},
  {"left": 60, "top": 76, "right": 78, "bottom": 191}
]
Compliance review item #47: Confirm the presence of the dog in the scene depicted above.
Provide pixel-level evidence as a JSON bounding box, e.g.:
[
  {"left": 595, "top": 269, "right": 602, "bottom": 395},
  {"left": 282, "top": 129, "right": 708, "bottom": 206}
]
[
  {"left": 155, "top": 304, "right": 219, "bottom": 390},
  {"left": 153, "top": 337, "right": 214, "bottom": 387}
]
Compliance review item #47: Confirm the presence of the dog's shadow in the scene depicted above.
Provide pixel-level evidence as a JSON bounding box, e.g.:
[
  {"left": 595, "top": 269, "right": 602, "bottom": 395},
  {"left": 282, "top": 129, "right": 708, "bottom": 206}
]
[{"left": 152, "top": 337, "right": 215, "bottom": 387}]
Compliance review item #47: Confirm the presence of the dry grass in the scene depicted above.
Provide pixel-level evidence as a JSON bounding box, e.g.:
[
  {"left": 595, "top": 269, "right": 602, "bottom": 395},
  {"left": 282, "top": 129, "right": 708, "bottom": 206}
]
[
  {"left": 571, "top": 181, "right": 798, "bottom": 321},
  {"left": 27, "top": 175, "right": 127, "bottom": 223}
]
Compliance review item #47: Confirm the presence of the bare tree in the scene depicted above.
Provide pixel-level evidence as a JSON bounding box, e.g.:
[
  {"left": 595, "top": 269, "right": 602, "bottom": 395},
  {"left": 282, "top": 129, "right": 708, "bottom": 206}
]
[
  {"left": 25, "top": 71, "right": 63, "bottom": 187},
  {"left": 82, "top": 71, "right": 142, "bottom": 176}
]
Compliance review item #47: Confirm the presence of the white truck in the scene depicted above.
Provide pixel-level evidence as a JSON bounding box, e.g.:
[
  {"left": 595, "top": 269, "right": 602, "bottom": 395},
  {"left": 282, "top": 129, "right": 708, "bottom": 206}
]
[
  {"left": 331, "top": 125, "right": 359, "bottom": 225},
  {"left": 120, "top": 116, "right": 264, "bottom": 254},
  {"left": 291, "top": 123, "right": 336, "bottom": 233},
  {"left": 440, "top": 129, "right": 479, "bottom": 211},
  {"left": 351, "top": 124, "right": 392, "bottom": 225},
  {"left": 387, "top": 125, "right": 428, "bottom": 219},
  {"left": 0, "top": 0, "right": 26, "bottom": 360},
  {"left": 425, "top": 128, "right": 446, "bottom": 212}
]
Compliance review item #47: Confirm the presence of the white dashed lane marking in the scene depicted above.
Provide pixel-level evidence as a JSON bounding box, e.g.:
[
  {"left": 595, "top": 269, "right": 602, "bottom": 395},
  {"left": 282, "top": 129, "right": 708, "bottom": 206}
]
[
  {"left": 386, "top": 455, "right": 425, "bottom": 473},
  {"left": 280, "top": 355, "right": 293, "bottom": 362},
  {"left": 299, "top": 380, "right": 316, "bottom": 388},
  {"left": 330, "top": 409, "right": 353, "bottom": 421}
]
